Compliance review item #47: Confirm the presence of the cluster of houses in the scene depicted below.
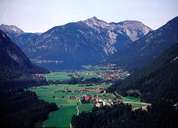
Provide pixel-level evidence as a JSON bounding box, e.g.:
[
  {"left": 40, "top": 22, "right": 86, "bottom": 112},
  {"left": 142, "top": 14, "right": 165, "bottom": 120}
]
[
  {"left": 67, "top": 93, "right": 117, "bottom": 108},
  {"left": 62, "top": 85, "right": 120, "bottom": 108},
  {"left": 97, "top": 70, "right": 130, "bottom": 81},
  {"left": 63, "top": 64, "right": 130, "bottom": 82},
  {"left": 81, "top": 94, "right": 121, "bottom": 108},
  {"left": 98, "top": 70, "right": 120, "bottom": 81}
]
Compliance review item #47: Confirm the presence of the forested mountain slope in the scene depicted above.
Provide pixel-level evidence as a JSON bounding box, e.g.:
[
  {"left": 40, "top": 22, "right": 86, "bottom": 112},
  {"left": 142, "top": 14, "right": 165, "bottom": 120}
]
[
  {"left": 109, "top": 42, "right": 178, "bottom": 103},
  {"left": 0, "top": 30, "right": 48, "bottom": 80}
]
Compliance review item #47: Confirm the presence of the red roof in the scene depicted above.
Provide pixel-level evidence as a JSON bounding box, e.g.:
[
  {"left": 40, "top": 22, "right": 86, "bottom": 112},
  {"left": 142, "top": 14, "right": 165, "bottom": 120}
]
[{"left": 83, "top": 95, "right": 92, "bottom": 101}]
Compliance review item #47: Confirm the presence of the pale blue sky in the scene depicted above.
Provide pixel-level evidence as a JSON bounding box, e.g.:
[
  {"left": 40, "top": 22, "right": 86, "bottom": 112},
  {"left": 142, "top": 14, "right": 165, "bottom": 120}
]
[{"left": 0, "top": 0, "right": 178, "bottom": 32}]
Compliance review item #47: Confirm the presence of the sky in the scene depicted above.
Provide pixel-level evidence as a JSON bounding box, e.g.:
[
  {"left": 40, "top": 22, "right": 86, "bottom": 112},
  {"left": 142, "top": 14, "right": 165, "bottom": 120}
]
[{"left": 0, "top": 0, "right": 178, "bottom": 32}]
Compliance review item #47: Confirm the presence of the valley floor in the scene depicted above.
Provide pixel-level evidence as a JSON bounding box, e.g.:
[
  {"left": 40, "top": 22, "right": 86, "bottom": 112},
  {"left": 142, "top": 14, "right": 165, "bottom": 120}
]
[{"left": 29, "top": 69, "right": 147, "bottom": 128}]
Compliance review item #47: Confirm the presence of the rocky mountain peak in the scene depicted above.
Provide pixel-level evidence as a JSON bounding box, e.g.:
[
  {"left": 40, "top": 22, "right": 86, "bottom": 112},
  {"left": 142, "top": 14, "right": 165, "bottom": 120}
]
[
  {"left": 83, "top": 17, "right": 152, "bottom": 41},
  {"left": 111, "top": 20, "right": 152, "bottom": 41},
  {"left": 83, "top": 16, "right": 111, "bottom": 30}
]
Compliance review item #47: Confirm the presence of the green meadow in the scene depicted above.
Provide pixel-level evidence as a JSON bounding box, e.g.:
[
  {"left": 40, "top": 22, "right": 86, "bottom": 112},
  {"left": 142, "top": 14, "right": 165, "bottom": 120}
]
[
  {"left": 45, "top": 72, "right": 72, "bottom": 81},
  {"left": 45, "top": 70, "right": 103, "bottom": 81},
  {"left": 30, "top": 70, "right": 147, "bottom": 128},
  {"left": 30, "top": 83, "right": 110, "bottom": 128}
]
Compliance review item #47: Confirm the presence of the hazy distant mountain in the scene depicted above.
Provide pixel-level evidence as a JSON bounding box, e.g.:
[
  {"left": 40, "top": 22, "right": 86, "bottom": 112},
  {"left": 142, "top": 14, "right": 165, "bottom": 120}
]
[
  {"left": 108, "top": 16, "right": 178, "bottom": 69},
  {"left": 0, "top": 17, "right": 151, "bottom": 70},
  {"left": 0, "top": 30, "right": 48, "bottom": 80}
]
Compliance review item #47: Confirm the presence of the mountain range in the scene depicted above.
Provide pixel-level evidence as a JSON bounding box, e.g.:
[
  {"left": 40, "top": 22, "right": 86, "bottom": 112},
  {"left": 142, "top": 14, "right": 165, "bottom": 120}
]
[
  {"left": 0, "top": 17, "right": 151, "bottom": 70},
  {"left": 1, "top": 17, "right": 177, "bottom": 71}
]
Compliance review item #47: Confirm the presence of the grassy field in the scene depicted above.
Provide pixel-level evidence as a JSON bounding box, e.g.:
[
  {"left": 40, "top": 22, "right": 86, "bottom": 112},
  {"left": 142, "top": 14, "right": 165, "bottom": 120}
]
[
  {"left": 30, "top": 83, "right": 147, "bottom": 128},
  {"left": 121, "top": 96, "right": 150, "bottom": 108},
  {"left": 43, "top": 106, "right": 77, "bottom": 128},
  {"left": 30, "top": 69, "right": 147, "bottom": 128},
  {"left": 30, "top": 83, "right": 111, "bottom": 128},
  {"left": 45, "top": 70, "right": 104, "bottom": 81},
  {"left": 45, "top": 72, "right": 72, "bottom": 81}
]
